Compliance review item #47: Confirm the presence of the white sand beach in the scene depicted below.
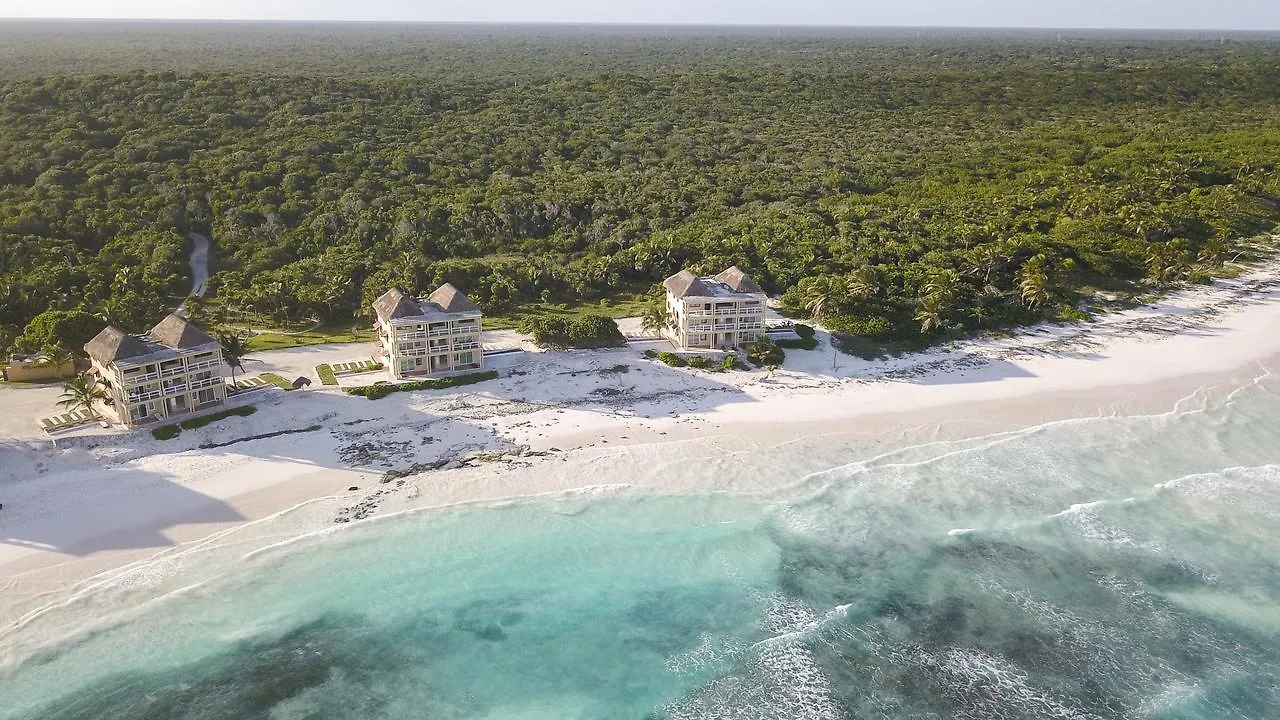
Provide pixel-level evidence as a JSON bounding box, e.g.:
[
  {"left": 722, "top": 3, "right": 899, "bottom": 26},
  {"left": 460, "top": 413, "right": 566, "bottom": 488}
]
[{"left": 3, "top": 259, "right": 1280, "bottom": 645}]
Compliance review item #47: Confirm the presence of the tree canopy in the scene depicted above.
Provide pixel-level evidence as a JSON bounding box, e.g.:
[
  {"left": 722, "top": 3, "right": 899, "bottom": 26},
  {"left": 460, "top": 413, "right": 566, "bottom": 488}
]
[{"left": 1, "top": 27, "right": 1278, "bottom": 351}]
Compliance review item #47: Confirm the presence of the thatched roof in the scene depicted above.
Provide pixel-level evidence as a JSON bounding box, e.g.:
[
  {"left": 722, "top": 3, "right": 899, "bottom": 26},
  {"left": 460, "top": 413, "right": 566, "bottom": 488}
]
[
  {"left": 714, "top": 266, "right": 764, "bottom": 295},
  {"left": 84, "top": 326, "right": 152, "bottom": 363},
  {"left": 663, "top": 270, "right": 712, "bottom": 299},
  {"left": 149, "top": 313, "right": 217, "bottom": 350},
  {"left": 372, "top": 288, "right": 422, "bottom": 321},
  {"left": 426, "top": 283, "right": 480, "bottom": 314}
]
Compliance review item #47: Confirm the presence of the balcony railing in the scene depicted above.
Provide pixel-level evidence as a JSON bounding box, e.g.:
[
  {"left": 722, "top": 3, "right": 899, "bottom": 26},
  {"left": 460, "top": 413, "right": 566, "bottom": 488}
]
[
  {"left": 188, "top": 360, "right": 221, "bottom": 372},
  {"left": 189, "top": 377, "right": 222, "bottom": 390},
  {"left": 453, "top": 341, "right": 480, "bottom": 350},
  {"left": 128, "top": 389, "right": 163, "bottom": 403},
  {"left": 739, "top": 322, "right": 764, "bottom": 330},
  {"left": 159, "top": 365, "right": 186, "bottom": 378},
  {"left": 125, "top": 372, "right": 159, "bottom": 386}
]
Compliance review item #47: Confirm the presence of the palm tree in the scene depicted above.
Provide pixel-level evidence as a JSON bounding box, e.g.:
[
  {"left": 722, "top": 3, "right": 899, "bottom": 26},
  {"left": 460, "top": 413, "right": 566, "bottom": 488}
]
[
  {"left": 57, "top": 374, "right": 107, "bottom": 416},
  {"left": 216, "top": 330, "right": 251, "bottom": 385},
  {"left": 43, "top": 345, "right": 76, "bottom": 377},
  {"left": 801, "top": 276, "right": 844, "bottom": 321},
  {"left": 1019, "top": 270, "right": 1050, "bottom": 308},
  {"left": 915, "top": 296, "right": 946, "bottom": 333},
  {"left": 640, "top": 298, "right": 669, "bottom": 337},
  {"left": 846, "top": 266, "right": 882, "bottom": 299}
]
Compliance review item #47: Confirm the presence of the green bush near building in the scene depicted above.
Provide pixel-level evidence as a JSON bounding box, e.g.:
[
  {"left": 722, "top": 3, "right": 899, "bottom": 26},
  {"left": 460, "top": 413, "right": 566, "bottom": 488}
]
[
  {"left": 151, "top": 424, "right": 181, "bottom": 440},
  {"left": 655, "top": 352, "right": 687, "bottom": 367},
  {"left": 747, "top": 337, "right": 785, "bottom": 367},
  {"left": 519, "top": 315, "right": 626, "bottom": 349},
  {"left": 346, "top": 370, "right": 498, "bottom": 400},
  {"left": 152, "top": 405, "right": 258, "bottom": 439}
]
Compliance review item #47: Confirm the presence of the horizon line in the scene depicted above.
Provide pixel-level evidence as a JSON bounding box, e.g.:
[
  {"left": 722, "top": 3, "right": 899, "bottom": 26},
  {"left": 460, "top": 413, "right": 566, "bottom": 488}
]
[{"left": 0, "top": 18, "right": 1277, "bottom": 33}]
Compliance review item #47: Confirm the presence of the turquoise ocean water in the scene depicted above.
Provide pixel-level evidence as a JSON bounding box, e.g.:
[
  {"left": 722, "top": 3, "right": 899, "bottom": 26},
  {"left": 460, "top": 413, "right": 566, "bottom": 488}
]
[{"left": 2, "top": 373, "right": 1280, "bottom": 719}]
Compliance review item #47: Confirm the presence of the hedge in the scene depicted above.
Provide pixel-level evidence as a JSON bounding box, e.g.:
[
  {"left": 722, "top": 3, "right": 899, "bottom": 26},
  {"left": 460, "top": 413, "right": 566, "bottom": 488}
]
[
  {"left": 152, "top": 405, "right": 258, "bottom": 439},
  {"left": 345, "top": 370, "right": 498, "bottom": 400},
  {"left": 151, "top": 424, "right": 181, "bottom": 440},
  {"left": 180, "top": 405, "right": 257, "bottom": 430},
  {"left": 519, "top": 315, "right": 626, "bottom": 349}
]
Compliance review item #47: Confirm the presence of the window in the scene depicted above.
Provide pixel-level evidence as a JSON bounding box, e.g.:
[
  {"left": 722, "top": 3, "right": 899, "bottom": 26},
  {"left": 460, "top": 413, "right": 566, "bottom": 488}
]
[
  {"left": 197, "top": 388, "right": 215, "bottom": 404},
  {"left": 457, "top": 351, "right": 474, "bottom": 365}
]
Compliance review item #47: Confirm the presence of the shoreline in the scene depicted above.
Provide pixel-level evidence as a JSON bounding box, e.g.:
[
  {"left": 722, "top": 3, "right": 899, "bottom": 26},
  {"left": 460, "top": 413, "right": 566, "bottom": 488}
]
[{"left": 3, "top": 259, "right": 1280, "bottom": 647}]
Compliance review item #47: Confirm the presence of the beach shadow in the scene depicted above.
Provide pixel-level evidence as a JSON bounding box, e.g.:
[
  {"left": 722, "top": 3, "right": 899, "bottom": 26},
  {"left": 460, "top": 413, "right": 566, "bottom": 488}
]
[
  {"left": 0, "top": 461, "right": 245, "bottom": 558},
  {"left": 896, "top": 357, "right": 1038, "bottom": 386},
  {"left": 0, "top": 347, "right": 758, "bottom": 560}
]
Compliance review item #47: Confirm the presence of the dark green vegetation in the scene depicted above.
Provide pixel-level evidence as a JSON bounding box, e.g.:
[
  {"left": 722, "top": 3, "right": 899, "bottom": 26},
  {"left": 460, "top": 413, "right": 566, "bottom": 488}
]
[
  {"left": 1, "top": 24, "right": 1278, "bottom": 353},
  {"left": 519, "top": 315, "right": 626, "bottom": 349},
  {"left": 346, "top": 370, "right": 498, "bottom": 400},
  {"left": 150, "top": 405, "right": 258, "bottom": 439},
  {"left": 647, "top": 349, "right": 747, "bottom": 372},
  {"left": 776, "top": 324, "right": 820, "bottom": 351},
  {"left": 747, "top": 338, "right": 786, "bottom": 368}
]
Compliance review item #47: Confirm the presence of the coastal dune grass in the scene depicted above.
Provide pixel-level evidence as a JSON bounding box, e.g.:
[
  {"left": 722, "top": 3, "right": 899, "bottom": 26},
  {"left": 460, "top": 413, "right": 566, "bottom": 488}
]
[{"left": 346, "top": 370, "right": 498, "bottom": 400}]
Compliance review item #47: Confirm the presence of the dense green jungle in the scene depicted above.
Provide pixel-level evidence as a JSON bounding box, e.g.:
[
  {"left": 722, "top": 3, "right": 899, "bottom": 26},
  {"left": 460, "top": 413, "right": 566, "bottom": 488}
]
[{"left": 1, "top": 22, "right": 1278, "bottom": 353}]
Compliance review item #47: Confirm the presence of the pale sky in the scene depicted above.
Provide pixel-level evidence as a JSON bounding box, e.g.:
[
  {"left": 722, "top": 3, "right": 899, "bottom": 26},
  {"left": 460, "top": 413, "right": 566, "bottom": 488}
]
[{"left": 2, "top": 0, "right": 1278, "bottom": 30}]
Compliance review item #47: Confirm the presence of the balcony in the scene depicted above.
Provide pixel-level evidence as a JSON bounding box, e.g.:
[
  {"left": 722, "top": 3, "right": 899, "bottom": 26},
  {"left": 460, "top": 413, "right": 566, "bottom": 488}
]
[
  {"left": 739, "top": 322, "right": 764, "bottom": 330},
  {"left": 128, "top": 388, "right": 163, "bottom": 403},
  {"left": 453, "top": 341, "right": 480, "bottom": 350},
  {"left": 687, "top": 325, "right": 714, "bottom": 333},
  {"left": 125, "top": 371, "right": 159, "bottom": 386},
  {"left": 159, "top": 365, "right": 186, "bottom": 378},
  {"left": 188, "top": 360, "right": 221, "bottom": 372},
  {"left": 189, "top": 377, "right": 222, "bottom": 390}
]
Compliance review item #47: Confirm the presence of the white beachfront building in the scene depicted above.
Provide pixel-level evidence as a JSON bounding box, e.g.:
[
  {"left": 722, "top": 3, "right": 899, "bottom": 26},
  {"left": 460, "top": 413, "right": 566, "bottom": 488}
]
[
  {"left": 662, "top": 266, "right": 767, "bottom": 350},
  {"left": 84, "top": 314, "right": 227, "bottom": 427},
  {"left": 373, "top": 284, "right": 484, "bottom": 380}
]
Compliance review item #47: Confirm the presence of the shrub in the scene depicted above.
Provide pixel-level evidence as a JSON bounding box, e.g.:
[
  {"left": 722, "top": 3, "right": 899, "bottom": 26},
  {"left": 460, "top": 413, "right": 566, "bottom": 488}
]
[
  {"left": 794, "top": 324, "right": 816, "bottom": 339},
  {"left": 776, "top": 336, "right": 820, "bottom": 351},
  {"left": 179, "top": 405, "right": 257, "bottom": 430},
  {"left": 722, "top": 355, "right": 746, "bottom": 371},
  {"left": 685, "top": 356, "right": 717, "bottom": 370},
  {"left": 655, "top": 352, "right": 687, "bottom": 367},
  {"left": 746, "top": 337, "right": 785, "bottom": 367},
  {"left": 345, "top": 370, "right": 498, "bottom": 400},
  {"left": 316, "top": 364, "right": 338, "bottom": 386},
  {"left": 643, "top": 349, "right": 658, "bottom": 358},
  {"left": 518, "top": 315, "right": 626, "bottom": 349},
  {"left": 152, "top": 424, "right": 181, "bottom": 440}
]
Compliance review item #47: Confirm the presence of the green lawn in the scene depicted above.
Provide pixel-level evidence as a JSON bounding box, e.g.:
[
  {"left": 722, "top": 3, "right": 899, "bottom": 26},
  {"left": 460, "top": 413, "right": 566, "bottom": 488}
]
[
  {"left": 246, "top": 320, "right": 375, "bottom": 352},
  {"left": 481, "top": 296, "right": 652, "bottom": 331},
  {"left": 241, "top": 297, "right": 650, "bottom": 352},
  {"left": 259, "top": 372, "right": 296, "bottom": 390}
]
